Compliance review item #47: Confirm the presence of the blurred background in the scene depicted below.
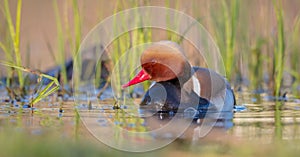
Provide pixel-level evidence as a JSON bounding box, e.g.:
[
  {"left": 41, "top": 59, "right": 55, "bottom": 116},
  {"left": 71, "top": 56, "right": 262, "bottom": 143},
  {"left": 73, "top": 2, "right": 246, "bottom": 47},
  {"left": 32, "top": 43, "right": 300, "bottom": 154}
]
[{"left": 1, "top": 0, "right": 299, "bottom": 97}]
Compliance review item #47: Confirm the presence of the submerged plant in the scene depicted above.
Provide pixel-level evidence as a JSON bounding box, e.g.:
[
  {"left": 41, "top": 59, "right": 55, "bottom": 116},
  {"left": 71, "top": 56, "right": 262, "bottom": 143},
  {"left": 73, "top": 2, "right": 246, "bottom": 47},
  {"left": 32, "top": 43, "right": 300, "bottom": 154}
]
[{"left": 274, "top": 101, "right": 283, "bottom": 140}]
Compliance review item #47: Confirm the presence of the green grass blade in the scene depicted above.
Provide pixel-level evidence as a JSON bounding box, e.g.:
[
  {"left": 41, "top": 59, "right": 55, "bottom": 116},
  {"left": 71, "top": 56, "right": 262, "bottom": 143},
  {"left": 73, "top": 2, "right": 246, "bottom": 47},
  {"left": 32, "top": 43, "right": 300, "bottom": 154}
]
[
  {"left": 272, "top": 0, "right": 285, "bottom": 97},
  {"left": 53, "top": 0, "right": 67, "bottom": 85},
  {"left": 0, "top": 61, "right": 60, "bottom": 105},
  {"left": 290, "top": 16, "right": 300, "bottom": 95},
  {"left": 3, "top": 0, "right": 24, "bottom": 89},
  {"left": 31, "top": 82, "right": 60, "bottom": 105},
  {"left": 0, "top": 42, "right": 9, "bottom": 55},
  {"left": 14, "top": 0, "right": 23, "bottom": 89},
  {"left": 221, "top": 0, "right": 239, "bottom": 79},
  {"left": 71, "top": 0, "right": 82, "bottom": 90},
  {"left": 0, "top": 61, "right": 60, "bottom": 86},
  {"left": 72, "top": 0, "right": 81, "bottom": 55},
  {"left": 3, "top": 0, "right": 16, "bottom": 43}
]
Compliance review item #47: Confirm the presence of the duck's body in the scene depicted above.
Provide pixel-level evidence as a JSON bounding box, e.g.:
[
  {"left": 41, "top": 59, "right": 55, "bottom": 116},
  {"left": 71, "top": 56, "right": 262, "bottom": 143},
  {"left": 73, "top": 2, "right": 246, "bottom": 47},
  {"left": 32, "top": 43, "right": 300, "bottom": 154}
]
[
  {"left": 140, "top": 67, "right": 235, "bottom": 110},
  {"left": 122, "top": 41, "right": 235, "bottom": 115}
]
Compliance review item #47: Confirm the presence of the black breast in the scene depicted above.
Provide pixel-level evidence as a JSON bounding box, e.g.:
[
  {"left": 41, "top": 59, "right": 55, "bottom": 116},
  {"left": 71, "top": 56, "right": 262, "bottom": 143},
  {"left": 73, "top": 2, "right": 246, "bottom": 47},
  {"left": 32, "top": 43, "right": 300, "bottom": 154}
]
[{"left": 139, "top": 78, "right": 210, "bottom": 114}]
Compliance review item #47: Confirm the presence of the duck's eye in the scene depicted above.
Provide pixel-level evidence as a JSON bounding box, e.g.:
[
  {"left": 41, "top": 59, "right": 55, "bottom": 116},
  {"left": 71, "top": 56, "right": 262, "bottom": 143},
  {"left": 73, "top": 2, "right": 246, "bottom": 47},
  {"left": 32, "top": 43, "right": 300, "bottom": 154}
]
[{"left": 142, "top": 62, "right": 155, "bottom": 74}]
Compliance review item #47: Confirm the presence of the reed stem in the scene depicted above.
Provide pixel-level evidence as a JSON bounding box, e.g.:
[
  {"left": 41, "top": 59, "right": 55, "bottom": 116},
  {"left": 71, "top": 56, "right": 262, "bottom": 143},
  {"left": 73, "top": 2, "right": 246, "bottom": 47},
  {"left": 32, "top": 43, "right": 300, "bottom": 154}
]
[
  {"left": 272, "top": 0, "right": 285, "bottom": 97},
  {"left": 3, "top": 0, "right": 24, "bottom": 89}
]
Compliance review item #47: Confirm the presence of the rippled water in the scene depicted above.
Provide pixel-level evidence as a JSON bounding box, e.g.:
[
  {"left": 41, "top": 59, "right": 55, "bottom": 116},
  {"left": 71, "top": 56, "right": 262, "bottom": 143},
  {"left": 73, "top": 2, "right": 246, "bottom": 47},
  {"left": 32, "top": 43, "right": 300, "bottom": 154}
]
[
  {"left": 233, "top": 91, "right": 300, "bottom": 142},
  {"left": 0, "top": 90, "right": 300, "bottom": 147}
]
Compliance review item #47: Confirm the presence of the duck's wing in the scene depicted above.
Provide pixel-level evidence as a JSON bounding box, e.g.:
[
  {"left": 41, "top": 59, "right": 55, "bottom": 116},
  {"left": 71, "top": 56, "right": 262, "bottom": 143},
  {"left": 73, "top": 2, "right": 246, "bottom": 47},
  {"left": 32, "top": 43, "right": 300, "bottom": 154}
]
[
  {"left": 191, "top": 67, "right": 235, "bottom": 111},
  {"left": 187, "top": 67, "right": 225, "bottom": 101}
]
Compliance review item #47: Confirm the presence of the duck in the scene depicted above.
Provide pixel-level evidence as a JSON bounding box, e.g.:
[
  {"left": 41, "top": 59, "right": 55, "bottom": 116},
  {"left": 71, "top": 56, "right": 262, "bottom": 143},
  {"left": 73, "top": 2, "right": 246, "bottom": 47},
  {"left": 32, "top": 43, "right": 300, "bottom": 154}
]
[{"left": 122, "top": 41, "right": 235, "bottom": 117}]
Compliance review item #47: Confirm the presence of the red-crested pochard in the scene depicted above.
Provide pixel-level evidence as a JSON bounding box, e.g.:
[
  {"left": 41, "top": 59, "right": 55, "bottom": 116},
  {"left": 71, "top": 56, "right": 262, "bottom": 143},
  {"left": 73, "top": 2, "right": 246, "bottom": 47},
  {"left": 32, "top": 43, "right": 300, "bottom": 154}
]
[{"left": 122, "top": 41, "right": 235, "bottom": 115}]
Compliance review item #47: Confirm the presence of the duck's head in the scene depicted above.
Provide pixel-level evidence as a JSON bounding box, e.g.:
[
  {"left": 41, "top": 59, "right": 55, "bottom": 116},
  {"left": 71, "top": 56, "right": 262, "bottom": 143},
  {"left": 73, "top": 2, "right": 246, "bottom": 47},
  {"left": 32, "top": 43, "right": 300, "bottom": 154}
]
[{"left": 122, "top": 41, "right": 191, "bottom": 88}]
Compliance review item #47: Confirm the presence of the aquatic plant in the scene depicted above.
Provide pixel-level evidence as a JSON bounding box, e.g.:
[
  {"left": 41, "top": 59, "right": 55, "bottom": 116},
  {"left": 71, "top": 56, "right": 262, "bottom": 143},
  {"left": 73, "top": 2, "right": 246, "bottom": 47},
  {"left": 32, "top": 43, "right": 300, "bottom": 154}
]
[
  {"left": 223, "top": 0, "right": 239, "bottom": 81},
  {"left": 0, "top": 0, "right": 23, "bottom": 89},
  {"left": 210, "top": 0, "right": 239, "bottom": 81},
  {"left": 111, "top": 0, "right": 153, "bottom": 98},
  {"left": 52, "top": 0, "right": 82, "bottom": 89},
  {"left": 274, "top": 101, "right": 283, "bottom": 140},
  {"left": 165, "top": 0, "right": 181, "bottom": 43},
  {"left": 70, "top": 0, "right": 82, "bottom": 91},
  {"left": 249, "top": 38, "right": 266, "bottom": 91},
  {"left": 53, "top": 0, "right": 68, "bottom": 85},
  {"left": 289, "top": 16, "right": 300, "bottom": 96},
  {"left": 272, "top": 0, "right": 285, "bottom": 97},
  {"left": 0, "top": 61, "right": 60, "bottom": 106}
]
